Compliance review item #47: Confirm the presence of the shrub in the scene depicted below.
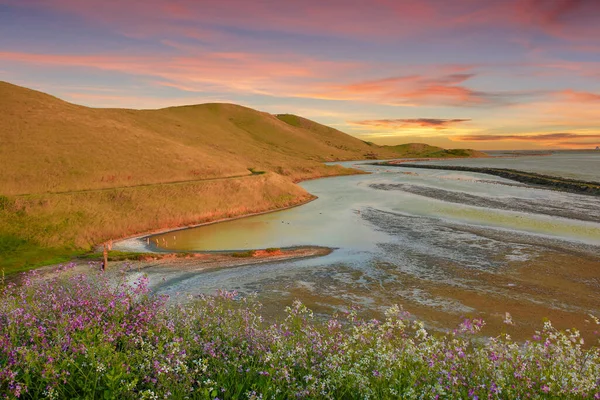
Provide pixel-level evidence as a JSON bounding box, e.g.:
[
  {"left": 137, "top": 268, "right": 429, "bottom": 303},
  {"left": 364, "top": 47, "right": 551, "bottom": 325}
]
[
  {"left": 231, "top": 250, "right": 256, "bottom": 258},
  {"left": 1, "top": 265, "right": 599, "bottom": 399},
  {"left": 0, "top": 196, "right": 12, "bottom": 211}
]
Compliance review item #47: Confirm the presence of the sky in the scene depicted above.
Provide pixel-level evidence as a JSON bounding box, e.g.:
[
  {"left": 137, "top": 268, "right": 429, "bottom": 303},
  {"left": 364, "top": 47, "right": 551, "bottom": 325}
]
[{"left": 1, "top": 0, "right": 599, "bottom": 150}]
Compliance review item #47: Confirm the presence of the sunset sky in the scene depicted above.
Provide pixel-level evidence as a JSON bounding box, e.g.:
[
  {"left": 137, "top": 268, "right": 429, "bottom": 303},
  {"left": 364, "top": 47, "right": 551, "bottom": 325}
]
[{"left": 1, "top": 0, "right": 599, "bottom": 150}]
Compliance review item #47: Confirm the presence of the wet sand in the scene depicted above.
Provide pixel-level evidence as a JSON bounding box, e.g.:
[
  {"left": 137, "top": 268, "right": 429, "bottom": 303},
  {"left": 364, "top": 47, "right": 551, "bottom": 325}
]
[{"left": 245, "top": 248, "right": 600, "bottom": 342}]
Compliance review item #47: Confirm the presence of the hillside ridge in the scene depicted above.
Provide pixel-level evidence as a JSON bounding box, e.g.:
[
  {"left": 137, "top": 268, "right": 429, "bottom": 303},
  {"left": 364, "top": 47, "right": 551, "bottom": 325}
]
[
  {"left": 0, "top": 81, "right": 484, "bottom": 272},
  {"left": 0, "top": 82, "right": 398, "bottom": 196}
]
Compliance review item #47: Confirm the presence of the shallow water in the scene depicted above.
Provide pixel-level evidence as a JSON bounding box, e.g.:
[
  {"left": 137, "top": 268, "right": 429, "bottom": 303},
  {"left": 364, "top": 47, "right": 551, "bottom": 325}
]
[{"left": 144, "top": 153, "right": 600, "bottom": 338}]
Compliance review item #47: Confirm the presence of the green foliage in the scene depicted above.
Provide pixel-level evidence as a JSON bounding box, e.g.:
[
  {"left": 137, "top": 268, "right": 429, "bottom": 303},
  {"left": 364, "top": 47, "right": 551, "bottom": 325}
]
[
  {"left": 231, "top": 250, "right": 256, "bottom": 258},
  {"left": 0, "top": 235, "right": 78, "bottom": 275},
  {"left": 0, "top": 82, "right": 396, "bottom": 274},
  {"left": 274, "top": 113, "right": 301, "bottom": 127},
  {"left": 0, "top": 195, "right": 11, "bottom": 211},
  {"left": 247, "top": 167, "right": 266, "bottom": 175},
  {"left": 442, "top": 149, "right": 472, "bottom": 157},
  {"left": 78, "top": 251, "right": 158, "bottom": 262},
  {"left": 0, "top": 173, "right": 315, "bottom": 272},
  {"left": 1, "top": 269, "right": 599, "bottom": 399}
]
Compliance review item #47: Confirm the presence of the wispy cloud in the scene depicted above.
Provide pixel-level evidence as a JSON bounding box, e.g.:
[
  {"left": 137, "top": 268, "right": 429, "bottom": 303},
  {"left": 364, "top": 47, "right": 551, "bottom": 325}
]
[
  {"left": 558, "top": 140, "right": 600, "bottom": 146},
  {"left": 2, "top": 0, "right": 600, "bottom": 149},
  {"left": 556, "top": 90, "right": 600, "bottom": 103},
  {"left": 0, "top": 51, "right": 526, "bottom": 108},
  {"left": 457, "top": 133, "right": 600, "bottom": 141},
  {"left": 351, "top": 118, "right": 471, "bottom": 129},
  {"left": 0, "top": 51, "right": 361, "bottom": 98},
  {"left": 5, "top": 0, "right": 600, "bottom": 42},
  {"left": 313, "top": 73, "right": 512, "bottom": 107}
]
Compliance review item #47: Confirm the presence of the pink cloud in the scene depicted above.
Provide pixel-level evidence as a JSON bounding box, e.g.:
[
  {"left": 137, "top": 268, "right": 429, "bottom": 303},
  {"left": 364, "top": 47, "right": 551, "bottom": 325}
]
[
  {"left": 2, "top": 0, "right": 598, "bottom": 113},
  {"left": 517, "top": 0, "right": 600, "bottom": 39},
  {"left": 0, "top": 50, "right": 499, "bottom": 107},
  {"left": 4, "top": 0, "right": 599, "bottom": 43},
  {"left": 457, "top": 133, "right": 600, "bottom": 142},
  {"left": 351, "top": 118, "right": 471, "bottom": 130},
  {"left": 557, "top": 90, "right": 600, "bottom": 103},
  {"left": 314, "top": 73, "right": 496, "bottom": 106},
  {"left": 0, "top": 50, "right": 361, "bottom": 97}
]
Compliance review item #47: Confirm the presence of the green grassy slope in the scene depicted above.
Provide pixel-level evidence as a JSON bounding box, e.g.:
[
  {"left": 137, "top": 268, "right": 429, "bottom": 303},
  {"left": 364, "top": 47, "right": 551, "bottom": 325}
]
[{"left": 276, "top": 114, "right": 380, "bottom": 153}]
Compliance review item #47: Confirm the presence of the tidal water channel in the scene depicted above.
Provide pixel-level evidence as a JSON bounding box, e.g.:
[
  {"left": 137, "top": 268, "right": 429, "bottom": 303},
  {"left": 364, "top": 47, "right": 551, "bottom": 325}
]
[{"left": 134, "top": 152, "right": 600, "bottom": 338}]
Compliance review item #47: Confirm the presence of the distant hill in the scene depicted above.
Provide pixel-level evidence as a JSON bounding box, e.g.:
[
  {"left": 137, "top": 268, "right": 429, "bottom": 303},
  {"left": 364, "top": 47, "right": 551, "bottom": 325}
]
[{"left": 383, "top": 143, "right": 488, "bottom": 159}]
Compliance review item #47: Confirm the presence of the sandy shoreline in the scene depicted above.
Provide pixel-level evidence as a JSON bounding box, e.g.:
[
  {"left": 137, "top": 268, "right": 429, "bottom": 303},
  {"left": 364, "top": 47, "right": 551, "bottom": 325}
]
[
  {"left": 121, "top": 246, "right": 333, "bottom": 273},
  {"left": 9, "top": 246, "right": 333, "bottom": 285}
]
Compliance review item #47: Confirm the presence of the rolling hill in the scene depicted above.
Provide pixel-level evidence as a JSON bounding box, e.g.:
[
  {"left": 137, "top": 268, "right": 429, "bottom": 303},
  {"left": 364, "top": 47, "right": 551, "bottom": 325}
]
[
  {"left": 0, "top": 81, "right": 398, "bottom": 195},
  {"left": 0, "top": 81, "right": 484, "bottom": 272}
]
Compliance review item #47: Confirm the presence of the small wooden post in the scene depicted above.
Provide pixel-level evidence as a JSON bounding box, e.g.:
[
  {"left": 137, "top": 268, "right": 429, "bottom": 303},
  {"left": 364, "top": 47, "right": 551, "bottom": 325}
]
[{"left": 102, "top": 243, "right": 108, "bottom": 272}]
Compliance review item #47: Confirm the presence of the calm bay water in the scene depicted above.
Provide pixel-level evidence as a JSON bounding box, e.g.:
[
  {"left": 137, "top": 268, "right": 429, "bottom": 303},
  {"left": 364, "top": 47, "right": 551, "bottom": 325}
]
[{"left": 137, "top": 152, "right": 600, "bottom": 337}]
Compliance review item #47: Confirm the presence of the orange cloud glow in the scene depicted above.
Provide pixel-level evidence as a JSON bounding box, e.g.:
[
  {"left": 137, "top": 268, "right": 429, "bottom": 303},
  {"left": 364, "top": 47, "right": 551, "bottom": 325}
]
[
  {"left": 0, "top": 51, "right": 507, "bottom": 108},
  {"left": 0, "top": 51, "right": 361, "bottom": 98},
  {"left": 2, "top": 0, "right": 600, "bottom": 150},
  {"left": 457, "top": 133, "right": 600, "bottom": 142},
  {"left": 557, "top": 90, "right": 600, "bottom": 103},
  {"left": 313, "top": 73, "right": 497, "bottom": 106},
  {"left": 351, "top": 118, "right": 471, "bottom": 129}
]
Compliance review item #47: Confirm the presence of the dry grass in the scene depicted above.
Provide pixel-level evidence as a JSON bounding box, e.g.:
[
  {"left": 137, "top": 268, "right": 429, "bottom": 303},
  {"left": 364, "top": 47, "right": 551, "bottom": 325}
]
[
  {"left": 0, "top": 81, "right": 390, "bottom": 273},
  {"left": 1, "top": 173, "right": 311, "bottom": 248},
  {"left": 0, "top": 82, "right": 482, "bottom": 273},
  {"left": 0, "top": 173, "right": 314, "bottom": 274},
  {"left": 0, "top": 82, "right": 397, "bottom": 196}
]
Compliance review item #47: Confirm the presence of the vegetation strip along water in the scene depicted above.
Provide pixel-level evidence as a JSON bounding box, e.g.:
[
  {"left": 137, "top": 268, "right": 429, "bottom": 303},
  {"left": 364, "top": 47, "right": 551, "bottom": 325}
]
[{"left": 378, "top": 162, "right": 600, "bottom": 196}]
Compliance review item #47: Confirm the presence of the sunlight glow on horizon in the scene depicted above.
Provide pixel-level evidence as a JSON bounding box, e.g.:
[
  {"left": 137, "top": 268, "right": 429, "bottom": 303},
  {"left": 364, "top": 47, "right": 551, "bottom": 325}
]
[{"left": 1, "top": 0, "right": 599, "bottom": 150}]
